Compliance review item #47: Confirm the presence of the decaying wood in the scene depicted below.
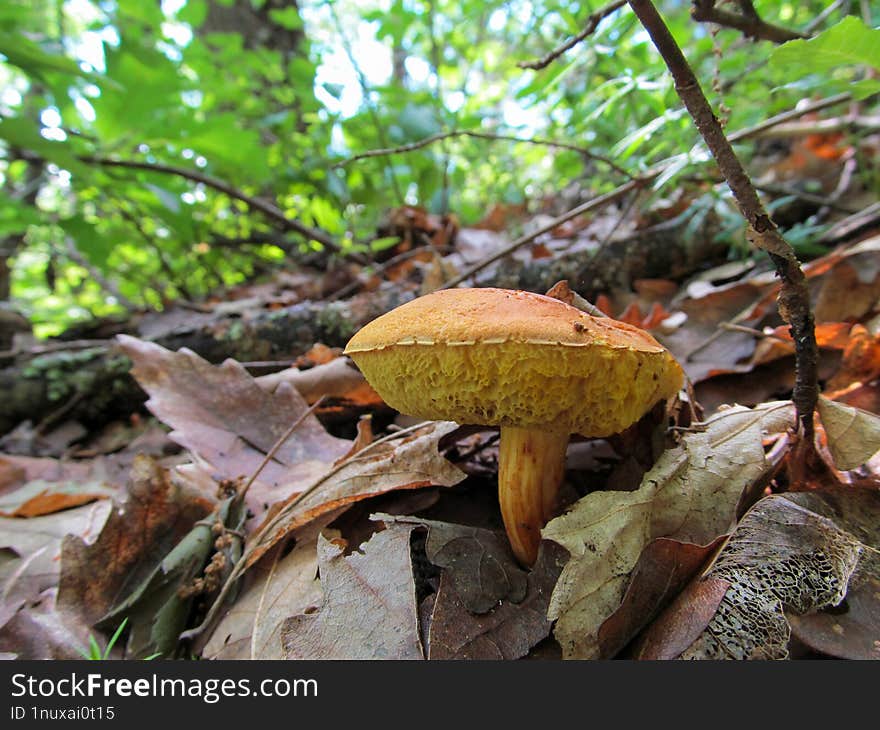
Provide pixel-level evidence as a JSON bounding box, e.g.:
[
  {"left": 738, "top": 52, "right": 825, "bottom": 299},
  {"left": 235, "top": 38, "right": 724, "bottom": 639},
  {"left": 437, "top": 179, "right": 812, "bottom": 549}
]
[{"left": 0, "top": 295, "right": 396, "bottom": 439}]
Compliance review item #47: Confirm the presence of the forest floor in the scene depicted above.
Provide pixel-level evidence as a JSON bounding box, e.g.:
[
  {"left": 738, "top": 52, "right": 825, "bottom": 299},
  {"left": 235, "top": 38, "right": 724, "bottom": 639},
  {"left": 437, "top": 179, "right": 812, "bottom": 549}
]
[{"left": 1, "top": 119, "right": 880, "bottom": 661}]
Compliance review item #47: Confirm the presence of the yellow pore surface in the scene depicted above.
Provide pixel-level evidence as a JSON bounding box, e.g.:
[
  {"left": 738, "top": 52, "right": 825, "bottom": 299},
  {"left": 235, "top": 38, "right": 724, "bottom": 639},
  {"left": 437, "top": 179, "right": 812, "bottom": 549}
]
[{"left": 344, "top": 288, "right": 684, "bottom": 437}]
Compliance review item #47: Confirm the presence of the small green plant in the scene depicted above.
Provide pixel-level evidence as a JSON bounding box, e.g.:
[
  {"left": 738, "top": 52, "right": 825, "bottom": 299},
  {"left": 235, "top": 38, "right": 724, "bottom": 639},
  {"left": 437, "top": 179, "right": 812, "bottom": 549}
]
[
  {"left": 78, "top": 618, "right": 129, "bottom": 660},
  {"left": 77, "top": 619, "right": 162, "bottom": 660}
]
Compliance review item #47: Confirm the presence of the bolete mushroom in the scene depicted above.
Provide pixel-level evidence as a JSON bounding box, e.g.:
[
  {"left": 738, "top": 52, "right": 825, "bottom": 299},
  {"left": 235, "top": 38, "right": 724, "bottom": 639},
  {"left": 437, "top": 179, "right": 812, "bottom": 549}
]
[{"left": 343, "top": 287, "right": 684, "bottom": 566}]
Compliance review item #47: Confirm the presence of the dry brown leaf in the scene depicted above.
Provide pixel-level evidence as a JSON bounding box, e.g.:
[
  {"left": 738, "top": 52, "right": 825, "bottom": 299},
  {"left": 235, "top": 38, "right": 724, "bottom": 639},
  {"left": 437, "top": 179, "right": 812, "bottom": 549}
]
[
  {"left": 0, "top": 500, "right": 112, "bottom": 613},
  {"left": 632, "top": 576, "right": 731, "bottom": 660},
  {"left": 245, "top": 421, "right": 466, "bottom": 569},
  {"left": 426, "top": 542, "right": 566, "bottom": 660},
  {"left": 118, "top": 336, "right": 351, "bottom": 524},
  {"left": 255, "top": 356, "right": 383, "bottom": 409},
  {"left": 816, "top": 396, "right": 880, "bottom": 471},
  {"left": 57, "top": 455, "right": 214, "bottom": 625},
  {"left": 201, "top": 511, "right": 343, "bottom": 660},
  {"left": 280, "top": 524, "right": 423, "bottom": 659},
  {"left": 597, "top": 535, "right": 727, "bottom": 658},
  {"left": 379, "top": 514, "right": 527, "bottom": 613},
  {"left": 543, "top": 401, "right": 795, "bottom": 659},
  {"left": 0, "top": 587, "right": 99, "bottom": 660},
  {"left": 678, "top": 490, "right": 876, "bottom": 660},
  {"left": 0, "top": 479, "right": 117, "bottom": 518}
]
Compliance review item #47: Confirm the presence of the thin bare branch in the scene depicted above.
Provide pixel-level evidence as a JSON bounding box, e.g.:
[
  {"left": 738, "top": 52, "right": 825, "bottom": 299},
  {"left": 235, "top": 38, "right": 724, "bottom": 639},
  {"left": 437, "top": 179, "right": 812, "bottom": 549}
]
[
  {"left": 629, "top": 0, "right": 818, "bottom": 438},
  {"left": 519, "top": 0, "right": 629, "bottom": 71},
  {"left": 78, "top": 155, "right": 359, "bottom": 259},
  {"left": 336, "top": 129, "right": 633, "bottom": 179},
  {"left": 438, "top": 173, "right": 655, "bottom": 290}
]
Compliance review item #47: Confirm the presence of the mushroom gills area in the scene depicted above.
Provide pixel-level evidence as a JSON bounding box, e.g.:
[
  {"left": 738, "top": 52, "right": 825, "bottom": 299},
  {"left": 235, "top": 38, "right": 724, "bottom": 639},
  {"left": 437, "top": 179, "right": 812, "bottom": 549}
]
[{"left": 352, "top": 340, "right": 680, "bottom": 436}]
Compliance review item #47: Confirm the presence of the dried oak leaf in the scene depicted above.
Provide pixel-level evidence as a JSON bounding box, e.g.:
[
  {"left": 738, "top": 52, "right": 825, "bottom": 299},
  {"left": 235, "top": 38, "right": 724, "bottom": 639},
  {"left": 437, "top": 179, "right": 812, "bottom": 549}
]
[
  {"left": 118, "top": 336, "right": 351, "bottom": 524},
  {"left": 202, "top": 510, "right": 344, "bottom": 660},
  {"left": 57, "top": 454, "right": 214, "bottom": 626},
  {"left": 378, "top": 514, "right": 527, "bottom": 613},
  {"left": 816, "top": 396, "right": 880, "bottom": 471},
  {"left": 544, "top": 401, "right": 794, "bottom": 659},
  {"left": 281, "top": 524, "right": 423, "bottom": 659},
  {"left": 426, "top": 541, "right": 566, "bottom": 660},
  {"left": 674, "top": 490, "right": 877, "bottom": 660},
  {"left": 245, "top": 421, "right": 466, "bottom": 569}
]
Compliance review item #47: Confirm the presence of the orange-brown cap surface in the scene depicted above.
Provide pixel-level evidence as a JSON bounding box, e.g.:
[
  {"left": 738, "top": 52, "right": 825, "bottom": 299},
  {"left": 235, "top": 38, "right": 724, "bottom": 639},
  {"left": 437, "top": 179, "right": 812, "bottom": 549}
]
[{"left": 344, "top": 288, "right": 683, "bottom": 437}]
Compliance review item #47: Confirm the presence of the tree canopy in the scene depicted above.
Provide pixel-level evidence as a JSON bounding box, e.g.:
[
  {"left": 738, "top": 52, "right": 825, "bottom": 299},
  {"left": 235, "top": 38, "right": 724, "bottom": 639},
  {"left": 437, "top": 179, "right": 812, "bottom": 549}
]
[{"left": 2, "top": 0, "right": 876, "bottom": 336}]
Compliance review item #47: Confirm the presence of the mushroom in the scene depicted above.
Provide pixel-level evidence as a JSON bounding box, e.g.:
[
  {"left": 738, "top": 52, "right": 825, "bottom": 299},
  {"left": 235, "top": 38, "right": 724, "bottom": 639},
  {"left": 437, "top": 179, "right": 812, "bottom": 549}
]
[{"left": 343, "top": 287, "right": 684, "bottom": 566}]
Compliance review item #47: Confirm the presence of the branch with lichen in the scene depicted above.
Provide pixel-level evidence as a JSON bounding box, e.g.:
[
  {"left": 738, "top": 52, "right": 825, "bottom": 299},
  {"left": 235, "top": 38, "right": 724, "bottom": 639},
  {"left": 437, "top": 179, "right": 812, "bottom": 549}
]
[{"left": 628, "top": 0, "right": 818, "bottom": 439}]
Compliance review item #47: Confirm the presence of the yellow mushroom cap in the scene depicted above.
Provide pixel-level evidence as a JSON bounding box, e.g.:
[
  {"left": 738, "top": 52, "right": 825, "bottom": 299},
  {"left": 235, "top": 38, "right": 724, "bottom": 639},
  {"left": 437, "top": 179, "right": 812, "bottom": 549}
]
[{"left": 344, "top": 287, "right": 683, "bottom": 437}]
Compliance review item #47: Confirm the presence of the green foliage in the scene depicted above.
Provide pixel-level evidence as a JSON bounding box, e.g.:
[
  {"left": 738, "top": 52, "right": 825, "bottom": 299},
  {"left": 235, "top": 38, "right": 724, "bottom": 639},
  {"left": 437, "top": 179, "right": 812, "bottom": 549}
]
[
  {"left": 770, "top": 17, "right": 880, "bottom": 100},
  {"left": 0, "top": 0, "right": 875, "bottom": 334}
]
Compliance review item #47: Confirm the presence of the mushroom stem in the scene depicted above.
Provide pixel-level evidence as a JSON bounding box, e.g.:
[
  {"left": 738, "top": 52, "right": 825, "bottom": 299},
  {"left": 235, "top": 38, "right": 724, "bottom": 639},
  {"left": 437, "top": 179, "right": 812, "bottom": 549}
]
[{"left": 498, "top": 424, "right": 569, "bottom": 566}]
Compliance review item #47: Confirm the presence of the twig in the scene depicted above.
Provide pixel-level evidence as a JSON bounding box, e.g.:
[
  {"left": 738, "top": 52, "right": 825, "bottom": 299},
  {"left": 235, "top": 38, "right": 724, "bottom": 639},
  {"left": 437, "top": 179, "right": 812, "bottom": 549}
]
[
  {"left": 629, "top": 0, "right": 818, "bottom": 439},
  {"left": 427, "top": 93, "right": 852, "bottom": 297},
  {"left": 720, "top": 321, "right": 789, "bottom": 343},
  {"left": 179, "top": 420, "right": 433, "bottom": 641},
  {"left": 754, "top": 182, "right": 860, "bottom": 215},
  {"left": 438, "top": 173, "right": 655, "bottom": 290},
  {"left": 747, "top": 114, "right": 880, "bottom": 140},
  {"left": 519, "top": 0, "right": 629, "bottom": 70},
  {"left": 239, "top": 396, "right": 326, "bottom": 500},
  {"left": 691, "top": 0, "right": 805, "bottom": 43},
  {"left": 326, "top": 2, "right": 405, "bottom": 206},
  {"left": 325, "top": 244, "right": 454, "bottom": 302},
  {"left": 803, "top": 0, "right": 849, "bottom": 35},
  {"left": 727, "top": 93, "right": 853, "bottom": 143},
  {"left": 336, "top": 130, "right": 633, "bottom": 179}
]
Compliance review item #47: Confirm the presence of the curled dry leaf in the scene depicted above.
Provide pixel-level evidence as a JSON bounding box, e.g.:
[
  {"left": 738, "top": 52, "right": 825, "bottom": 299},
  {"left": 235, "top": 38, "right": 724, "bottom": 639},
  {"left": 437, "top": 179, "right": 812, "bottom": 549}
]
[
  {"left": 543, "top": 401, "right": 795, "bottom": 659},
  {"left": 281, "top": 524, "right": 423, "bottom": 660},
  {"left": 0, "top": 479, "right": 117, "bottom": 518},
  {"left": 597, "top": 535, "right": 727, "bottom": 659},
  {"left": 632, "top": 576, "right": 731, "bottom": 660},
  {"left": 245, "top": 421, "right": 466, "bottom": 569},
  {"left": 255, "top": 356, "right": 383, "bottom": 409},
  {"left": 426, "top": 541, "right": 567, "bottom": 660},
  {"left": 816, "top": 395, "right": 880, "bottom": 471},
  {"left": 118, "top": 335, "right": 351, "bottom": 524},
  {"left": 673, "top": 490, "right": 876, "bottom": 660}
]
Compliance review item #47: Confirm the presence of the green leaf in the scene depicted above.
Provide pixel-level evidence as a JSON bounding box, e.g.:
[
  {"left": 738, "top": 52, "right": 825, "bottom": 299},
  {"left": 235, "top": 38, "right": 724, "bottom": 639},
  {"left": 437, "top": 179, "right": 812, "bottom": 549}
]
[
  {"left": 177, "top": 0, "right": 207, "bottom": 28},
  {"left": 770, "top": 17, "right": 880, "bottom": 76},
  {"left": 268, "top": 6, "right": 303, "bottom": 31},
  {"left": 0, "top": 31, "right": 97, "bottom": 81},
  {"left": 0, "top": 116, "right": 88, "bottom": 176}
]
